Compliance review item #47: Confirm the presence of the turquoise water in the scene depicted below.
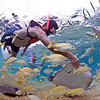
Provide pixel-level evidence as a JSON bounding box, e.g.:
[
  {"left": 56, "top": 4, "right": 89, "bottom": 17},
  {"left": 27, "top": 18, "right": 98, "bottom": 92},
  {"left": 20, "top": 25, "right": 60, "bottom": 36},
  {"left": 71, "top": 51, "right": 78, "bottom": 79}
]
[{"left": 0, "top": 8, "right": 100, "bottom": 82}]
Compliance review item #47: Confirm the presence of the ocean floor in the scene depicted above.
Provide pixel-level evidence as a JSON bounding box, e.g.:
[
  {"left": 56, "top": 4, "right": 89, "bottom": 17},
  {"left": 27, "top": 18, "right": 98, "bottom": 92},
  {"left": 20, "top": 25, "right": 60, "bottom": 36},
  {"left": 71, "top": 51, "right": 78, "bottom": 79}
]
[{"left": 1, "top": 77, "right": 100, "bottom": 100}]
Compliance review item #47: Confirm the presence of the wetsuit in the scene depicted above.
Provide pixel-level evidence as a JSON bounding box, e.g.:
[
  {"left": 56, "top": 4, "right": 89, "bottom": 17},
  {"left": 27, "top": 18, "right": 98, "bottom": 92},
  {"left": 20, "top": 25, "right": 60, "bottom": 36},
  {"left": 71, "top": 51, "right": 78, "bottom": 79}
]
[
  {"left": 3, "top": 20, "right": 41, "bottom": 54},
  {"left": 4, "top": 28, "right": 39, "bottom": 54}
]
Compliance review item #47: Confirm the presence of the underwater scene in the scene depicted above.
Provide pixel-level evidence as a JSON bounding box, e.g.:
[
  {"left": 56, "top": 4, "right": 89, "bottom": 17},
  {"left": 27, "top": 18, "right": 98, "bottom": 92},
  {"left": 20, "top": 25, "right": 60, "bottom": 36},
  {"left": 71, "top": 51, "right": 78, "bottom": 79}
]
[{"left": 0, "top": 3, "right": 100, "bottom": 100}]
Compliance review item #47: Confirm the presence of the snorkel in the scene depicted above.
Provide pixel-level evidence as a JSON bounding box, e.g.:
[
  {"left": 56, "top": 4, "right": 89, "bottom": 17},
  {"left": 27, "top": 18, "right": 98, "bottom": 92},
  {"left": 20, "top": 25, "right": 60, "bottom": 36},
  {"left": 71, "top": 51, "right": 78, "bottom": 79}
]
[
  {"left": 46, "top": 15, "right": 50, "bottom": 30},
  {"left": 42, "top": 16, "right": 57, "bottom": 36}
]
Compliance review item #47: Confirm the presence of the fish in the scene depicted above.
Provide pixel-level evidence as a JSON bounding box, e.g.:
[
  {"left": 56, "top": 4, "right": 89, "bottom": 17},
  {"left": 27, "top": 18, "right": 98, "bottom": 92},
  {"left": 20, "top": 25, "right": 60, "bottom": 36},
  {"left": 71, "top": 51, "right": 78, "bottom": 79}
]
[
  {"left": 0, "top": 65, "right": 7, "bottom": 79},
  {"left": 16, "top": 89, "right": 22, "bottom": 95},
  {"left": 41, "top": 51, "right": 68, "bottom": 65},
  {"left": 92, "top": 26, "right": 100, "bottom": 38},
  {"left": 5, "top": 57, "right": 17, "bottom": 66},
  {"left": 97, "top": 63, "right": 100, "bottom": 67},
  {"left": 65, "top": 88, "right": 85, "bottom": 96},
  {"left": 80, "top": 45, "right": 95, "bottom": 58},
  {"left": 14, "top": 77, "right": 26, "bottom": 87},
  {"left": 83, "top": 45, "right": 95, "bottom": 56},
  {"left": 15, "top": 60, "right": 28, "bottom": 65},
  {"left": 58, "top": 97, "right": 72, "bottom": 100},
  {"left": 43, "top": 68, "right": 53, "bottom": 74},
  {"left": 50, "top": 96, "right": 57, "bottom": 100},
  {"left": 86, "top": 32, "right": 98, "bottom": 39},
  {"left": 23, "top": 85, "right": 35, "bottom": 94},
  {"left": 15, "top": 71, "right": 25, "bottom": 80},
  {"left": 33, "top": 68, "right": 40, "bottom": 73},
  {"left": 47, "top": 40, "right": 76, "bottom": 52},
  {"left": 73, "top": 65, "right": 91, "bottom": 74},
  {"left": 88, "top": 56, "right": 94, "bottom": 64},
  {"left": 43, "top": 86, "right": 69, "bottom": 99},
  {"left": 96, "top": 68, "right": 100, "bottom": 81},
  {"left": 15, "top": 70, "right": 26, "bottom": 87},
  {"left": 18, "top": 66, "right": 37, "bottom": 77},
  {"left": 0, "top": 42, "right": 5, "bottom": 46}
]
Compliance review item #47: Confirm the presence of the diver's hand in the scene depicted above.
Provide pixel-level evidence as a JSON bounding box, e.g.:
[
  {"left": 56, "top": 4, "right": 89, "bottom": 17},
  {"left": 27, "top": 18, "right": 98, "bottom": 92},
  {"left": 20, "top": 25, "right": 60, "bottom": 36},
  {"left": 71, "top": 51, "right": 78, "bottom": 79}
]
[
  {"left": 70, "top": 56, "right": 79, "bottom": 68},
  {"left": 20, "top": 51, "right": 24, "bottom": 56}
]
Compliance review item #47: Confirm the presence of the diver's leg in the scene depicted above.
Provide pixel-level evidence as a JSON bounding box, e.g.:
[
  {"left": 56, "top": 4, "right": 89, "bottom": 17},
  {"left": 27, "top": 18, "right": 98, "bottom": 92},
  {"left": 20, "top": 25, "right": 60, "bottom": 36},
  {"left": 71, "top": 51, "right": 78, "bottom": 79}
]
[
  {"left": 6, "top": 46, "right": 11, "bottom": 54},
  {"left": 5, "top": 44, "right": 19, "bottom": 60},
  {"left": 5, "top": 50, "right": 17, "bottom": 60}
]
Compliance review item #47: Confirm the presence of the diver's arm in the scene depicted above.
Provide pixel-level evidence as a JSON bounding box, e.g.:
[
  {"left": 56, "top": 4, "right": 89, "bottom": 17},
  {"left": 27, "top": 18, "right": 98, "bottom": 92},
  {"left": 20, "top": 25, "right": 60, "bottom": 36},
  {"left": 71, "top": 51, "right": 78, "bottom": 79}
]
[
  {"left": 37, "top": 31, "right": 79, "bottom": 68},
  {"left": 48, "top": 47, "right": 79, "bottom": 68},
  {"left": 20, "top": 45, "right": 29, "bottom": 56}
]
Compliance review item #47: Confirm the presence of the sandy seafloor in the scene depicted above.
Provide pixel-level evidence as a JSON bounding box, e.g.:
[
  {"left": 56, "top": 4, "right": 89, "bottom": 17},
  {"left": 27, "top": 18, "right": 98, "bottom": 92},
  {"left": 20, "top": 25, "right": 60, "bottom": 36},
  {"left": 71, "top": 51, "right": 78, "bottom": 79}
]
[
  {"left": 1, "top": 5, "right": 100, "bottom": 100},
  {"left": 1, "top": 78, "right": 100, "bottom": 100}
]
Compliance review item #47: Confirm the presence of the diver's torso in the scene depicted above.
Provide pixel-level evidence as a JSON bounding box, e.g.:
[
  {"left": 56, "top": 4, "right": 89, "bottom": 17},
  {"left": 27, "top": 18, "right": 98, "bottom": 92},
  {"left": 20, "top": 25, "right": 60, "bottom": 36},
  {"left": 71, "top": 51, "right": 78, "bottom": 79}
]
[{"left": 12, "top": 27, "right": 39, "bottom": 47}]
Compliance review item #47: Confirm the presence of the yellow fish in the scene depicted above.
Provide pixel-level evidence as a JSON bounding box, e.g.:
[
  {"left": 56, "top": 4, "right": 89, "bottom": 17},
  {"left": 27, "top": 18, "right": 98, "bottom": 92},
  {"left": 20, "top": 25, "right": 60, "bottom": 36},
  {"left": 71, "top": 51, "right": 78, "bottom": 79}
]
[
  {"left": 15, "top": 70, "right": 26, "bottom": 87},
  {"left": 48, "top": 40, "right": 76, "bottom": 52},
  {"left": 58, "top": 97, "right": 72, "bottom": 100},
  {"left": 5, "top": 57, "right": 17, "bottom": 66},
  {"left": 16, "top": 89, "right": 23, "bottom": 95},
  {"left": 14, "top": 77, "right": 26, "bottom": 86},
  {"left": 18, "top": 66, "right": 36, "bottom": 77},
  {"left": 0, "top": 65, "right": 7, "bottom": 79},
  {"left": 96, "top": 68, "right": 100, "bottom": 81},
  {"left": 73, "top": 65, "right": 91, "bottom": 74},
  {"left": 23, "top": 85, "right": 35, "bottom": 94},
  {"left": 65, "top": 88, "right": 85, "bottom": 96},
  {"left": 15, "top": 60, "right": 28, "bottom": 65},
  {"left": 41, "top": 51, "right": 68, "bottom": 65},
  {"left": 0, "top": 42, "right": 5, "bottom": 46},
  {"left": 43, "top": 86, "right": 69, "bottom": 99},
  {"left": 33, "top": 68, "right": 40, "bottom": 73},
  {"left": 86, "top": 32, "right": 98, "bottom": 39},
  {"left": 15, "top": 71, "right": 25, "bottom": 80}
]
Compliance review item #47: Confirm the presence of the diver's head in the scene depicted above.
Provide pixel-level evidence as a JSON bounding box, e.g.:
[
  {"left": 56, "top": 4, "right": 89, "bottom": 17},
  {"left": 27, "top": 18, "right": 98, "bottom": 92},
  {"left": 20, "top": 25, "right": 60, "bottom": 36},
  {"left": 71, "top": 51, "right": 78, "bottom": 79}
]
[{"left": 43, "top": 18, "right": 58, "bottom": 36}]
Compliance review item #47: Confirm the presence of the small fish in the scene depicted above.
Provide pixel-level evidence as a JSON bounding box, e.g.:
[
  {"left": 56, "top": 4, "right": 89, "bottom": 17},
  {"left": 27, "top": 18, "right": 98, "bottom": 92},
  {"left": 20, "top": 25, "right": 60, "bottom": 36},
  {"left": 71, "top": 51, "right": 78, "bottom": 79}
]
[
  {"left": 48, "top": 40, "right": 76, "bottom": 52},
  {"left": 0, "top": 42, "right": 5, "bottom": 46},
  {"left": 96, "top": 68, "right": 100, "bottom": 81},
  {"left": 97, "top": 63, "right": 100, "bottom": 67},
  {"left": 86, "top": 32, "right": 98, "bottom": 39},
  {"left": 84, "top": 45, "right": 95, "bottom": 56},
  {"left": 15, "top": 60, "right": 28, "bottom": 65},
  {"left": 23, "top": 85, "right": 35, "bottom": 94},
  {"left": 73, "top": 66, "right": 91, "bottom": 74},
  {"left": 92, "top": 26, "right": 100, "bottom": 38},
  {"left": 51, "top": 96, "right": 56, "bottom": 100},
  {"left": 33, "top": 68, "right": 40, "bottom": 73},
  {"left": 80, "top": 45, "right": 95, "bottom": 58},
  {"left": 41, "top": 76, "right": 46, "bottom": 80},
  {"left": 41, "top": 51, "right": 68, "bottom": 65},
  {"left": 58, "top": 97, "right": 72, "bottom": 100},
  {"left": 80, "top": 62, "right": 87, "bottom": 66},
  {"left": 16, "top": 89, "right": 22, "bottom": 95},
  {"left": 0, "top": 65, "right": 7, "bottom": 79},
  {"left": 14, "top": 78, "right": 26, "bottom": 86},
  {"left": 65, "top": 88, "right": 85, "bottom": 96},
  {"left": 88, "top": 56, "right": 94, "bottom": 64},
  {"left": 5, "top": 57, "right": 17, "bottom": 66},
  {"left": 15, "top": 71, "right": 25, "bottom": 80},
  {"left": 43, "top": 68, "right": 53, "bottom": 74},
  {"left": 43, "top": 86, "right": 69, "bottom": 99},
  {"left": 19, "top": 66, "right": 36, "bottom": 77}
]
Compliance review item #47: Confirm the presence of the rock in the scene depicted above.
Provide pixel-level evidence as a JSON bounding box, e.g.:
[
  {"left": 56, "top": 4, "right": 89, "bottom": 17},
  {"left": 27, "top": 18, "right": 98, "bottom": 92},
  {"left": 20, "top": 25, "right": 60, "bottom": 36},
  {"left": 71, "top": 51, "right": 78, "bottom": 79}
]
[
  {"left": 27, "top": 95, "right": 41, "bottom": 100},
  {"left": 0, "top": 93, "right": 10, "bottom": 100},
  {"left": 0, "top": 84, "right": 19, "bottom": 96},
  {"left": 52, "top": 63, "right": 93, "bottom": 89}
]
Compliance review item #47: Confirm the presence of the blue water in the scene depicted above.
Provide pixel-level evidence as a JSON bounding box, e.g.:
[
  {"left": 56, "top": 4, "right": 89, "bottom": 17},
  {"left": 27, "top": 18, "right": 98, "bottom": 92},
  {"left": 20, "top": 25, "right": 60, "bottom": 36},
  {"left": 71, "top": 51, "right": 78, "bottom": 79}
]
[{"left": 0, "top": 8, "right": 100, "bottom": 82}]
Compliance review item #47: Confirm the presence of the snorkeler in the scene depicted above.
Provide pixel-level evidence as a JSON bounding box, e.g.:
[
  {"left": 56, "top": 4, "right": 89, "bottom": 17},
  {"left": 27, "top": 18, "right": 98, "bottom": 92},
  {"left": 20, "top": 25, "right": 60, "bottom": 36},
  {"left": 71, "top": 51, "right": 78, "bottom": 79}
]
[{"left": 0, "top": 16, "right": 79, "bottom": 68}]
